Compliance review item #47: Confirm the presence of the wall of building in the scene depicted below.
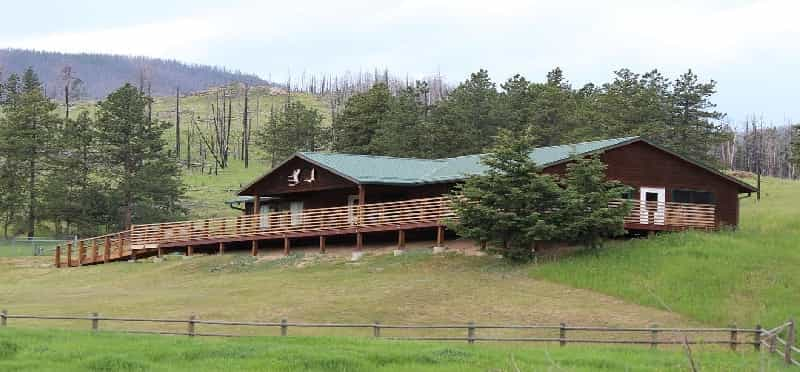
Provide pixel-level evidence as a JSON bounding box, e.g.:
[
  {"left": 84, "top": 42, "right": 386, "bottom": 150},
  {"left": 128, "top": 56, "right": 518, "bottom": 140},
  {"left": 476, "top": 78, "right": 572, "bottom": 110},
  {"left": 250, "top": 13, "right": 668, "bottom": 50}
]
[{"left": 544, "top": 141, "right": 743, "bottom": 227}]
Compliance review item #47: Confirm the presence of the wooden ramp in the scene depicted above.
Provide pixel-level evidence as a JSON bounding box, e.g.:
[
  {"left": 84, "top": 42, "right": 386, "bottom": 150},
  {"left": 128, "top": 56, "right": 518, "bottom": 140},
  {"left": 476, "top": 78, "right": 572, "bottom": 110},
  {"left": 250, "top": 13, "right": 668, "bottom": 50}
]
[{"left": 55, "top": 197, "right": 716, "bottom": 268}]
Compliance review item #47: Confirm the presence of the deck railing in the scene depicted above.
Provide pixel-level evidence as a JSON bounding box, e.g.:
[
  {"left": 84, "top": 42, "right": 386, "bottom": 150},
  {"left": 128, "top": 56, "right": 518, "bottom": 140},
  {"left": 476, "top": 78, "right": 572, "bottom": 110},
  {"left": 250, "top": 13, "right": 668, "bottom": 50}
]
[
  {"left": 55, "top": 197, "right": 716, "bottom": 267},
  {"left": 129, "top": 196, "right": 455, "bottom": 248}
]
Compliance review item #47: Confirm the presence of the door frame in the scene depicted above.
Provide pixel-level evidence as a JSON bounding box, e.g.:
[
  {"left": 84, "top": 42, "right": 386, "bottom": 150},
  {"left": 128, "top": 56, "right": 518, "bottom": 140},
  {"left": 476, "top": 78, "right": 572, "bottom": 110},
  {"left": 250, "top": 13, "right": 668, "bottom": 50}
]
[{"left": 639, "top": 186, "right": 666, "bottom": 225}]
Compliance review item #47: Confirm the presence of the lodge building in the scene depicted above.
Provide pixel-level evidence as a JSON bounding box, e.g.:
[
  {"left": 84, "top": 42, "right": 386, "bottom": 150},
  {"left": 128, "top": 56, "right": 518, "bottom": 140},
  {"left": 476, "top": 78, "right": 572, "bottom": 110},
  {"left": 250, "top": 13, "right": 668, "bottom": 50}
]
[{"left": 55, "top": 137, "right": 757, "bottom": 267}]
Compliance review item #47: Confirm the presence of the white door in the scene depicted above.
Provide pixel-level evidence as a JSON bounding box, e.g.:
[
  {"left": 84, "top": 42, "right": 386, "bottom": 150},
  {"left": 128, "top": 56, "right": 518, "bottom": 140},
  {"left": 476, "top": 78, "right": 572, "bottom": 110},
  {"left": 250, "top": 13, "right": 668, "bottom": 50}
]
[
  {"left": 259, "top": 204, "right": 270, "bottom": 229},
  {"left": 290, "top": 201, "right": 304, "bottom": 226},
  {"left": 347, "top": 195, "right": 360, "bottom": 225},
  {"left": 639, "top": 187, "right": 666, "bottom": 225}
]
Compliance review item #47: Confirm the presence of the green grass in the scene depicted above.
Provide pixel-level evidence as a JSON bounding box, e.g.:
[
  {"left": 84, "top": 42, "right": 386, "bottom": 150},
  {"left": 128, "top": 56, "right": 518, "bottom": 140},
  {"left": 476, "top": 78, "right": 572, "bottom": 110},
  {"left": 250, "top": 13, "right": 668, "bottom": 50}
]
[
  {"left": 531, "top": 177, "right": 800, "bottom": 329},
  {"left": 0, "top": 247, "right": 697, "bottom": 333},
  {"left": 0, "top": 328, "right": 780, "bottom": 371},
  {"left": 72, "top": 86, "right": 330, "bottom": 219}
]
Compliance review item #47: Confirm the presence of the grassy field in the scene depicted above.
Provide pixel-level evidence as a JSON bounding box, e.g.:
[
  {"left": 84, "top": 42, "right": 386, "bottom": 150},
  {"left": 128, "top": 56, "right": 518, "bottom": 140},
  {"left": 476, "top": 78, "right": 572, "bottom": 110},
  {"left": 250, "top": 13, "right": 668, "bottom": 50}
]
[
  {"left": 0, "top": 246, "right": 695, "bottom": 333},
  {"left": 0, "top": 328, "right": 781, "bottom": 372},
  {"left": 531, "top": 177, "right": 800, "bottom": 330}
]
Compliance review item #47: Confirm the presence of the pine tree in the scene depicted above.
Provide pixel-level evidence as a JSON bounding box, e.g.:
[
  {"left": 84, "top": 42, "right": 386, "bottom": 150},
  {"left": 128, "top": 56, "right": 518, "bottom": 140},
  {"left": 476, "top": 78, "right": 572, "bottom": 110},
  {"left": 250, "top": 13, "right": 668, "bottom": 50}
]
[
  {"left": 257, "top": 101, "right": 324, "bottom": 166},
  {"left": 371, "top": 84, "right": 431, "bottom": 158},
  {"left": 556, "top": 156, "right": 631, "bottom": 251},
  {"left": 95, "top": 84, "right": 185, "bottom": 228},
  {"left": 429, "top": 69, "right": 501, "bottom": 157},
  {"left": 449, "top": 130, "right": 563, "bottom": 262},
  {"left": 332, "top": 83, "right": 393, "bottom": 154},
  {"left": 666, "top": 70, "right": 727, "bottom": 163},
  {"left": 0, "top": 68, "right": 60, "bottom": 237}
]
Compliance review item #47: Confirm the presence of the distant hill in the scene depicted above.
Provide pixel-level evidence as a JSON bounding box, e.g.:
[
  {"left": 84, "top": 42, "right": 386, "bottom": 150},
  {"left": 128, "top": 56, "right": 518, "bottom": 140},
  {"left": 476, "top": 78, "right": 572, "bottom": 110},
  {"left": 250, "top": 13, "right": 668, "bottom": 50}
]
[{"left": 0, "top": 49, "right": 268, "bottom": 100}]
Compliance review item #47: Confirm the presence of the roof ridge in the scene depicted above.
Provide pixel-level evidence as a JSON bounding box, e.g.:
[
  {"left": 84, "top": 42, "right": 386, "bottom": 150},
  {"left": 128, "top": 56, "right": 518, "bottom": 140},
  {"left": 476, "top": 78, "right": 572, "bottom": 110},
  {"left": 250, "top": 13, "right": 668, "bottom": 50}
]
[
  {"left": 300, "top": 151, "right": 447, "bottom": 163},
  {"left": 531, "top": 136, "right": 639, "bottom": 151}
]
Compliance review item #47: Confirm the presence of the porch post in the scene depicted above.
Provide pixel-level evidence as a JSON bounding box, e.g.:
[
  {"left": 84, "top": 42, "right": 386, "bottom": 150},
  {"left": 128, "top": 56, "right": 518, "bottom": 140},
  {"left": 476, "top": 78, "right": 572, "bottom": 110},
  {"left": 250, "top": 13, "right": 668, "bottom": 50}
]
[
  {"left": 284, "top": 237, "right": 290, "bottom": 256},
  {"left": 218, "top": 242, "right": 225, "bottom": 255},
  {"left": 357, "top": 185, "right": 365, "bottom": 224},
  {"left": 356, "top": 232, "right": 363, "bottom": 251},
  {"left": 186, "top": 245, "right": 193, "bottom": 256},
  {"left": 253, "top": 194, "right": 261, "bottom": 215},
  {"left": 251, "top": 240, "right": 258, "bottom": 256},
  {"left": 319, "top": 236, "right": 326, "bottom": 253}
]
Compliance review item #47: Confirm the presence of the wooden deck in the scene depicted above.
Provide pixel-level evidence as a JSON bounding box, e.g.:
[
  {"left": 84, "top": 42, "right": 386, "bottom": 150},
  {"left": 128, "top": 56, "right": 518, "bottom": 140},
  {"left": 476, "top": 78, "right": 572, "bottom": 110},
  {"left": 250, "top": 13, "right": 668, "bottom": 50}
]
[{"left": 55, "top": 197, "right": 716, "bottom": 268}]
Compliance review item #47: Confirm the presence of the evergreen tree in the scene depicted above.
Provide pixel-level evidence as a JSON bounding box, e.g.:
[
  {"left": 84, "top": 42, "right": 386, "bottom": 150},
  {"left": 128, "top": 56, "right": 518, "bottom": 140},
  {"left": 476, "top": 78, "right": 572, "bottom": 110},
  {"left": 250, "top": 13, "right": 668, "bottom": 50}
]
[
  {"left": 45, "top": 111, "right": 107, "bottom": 235},
  {"left": 665, "top": 70, "right": 727, "bottom": 163},
  {"left": 332, "top": 83, "right": 393, "bottom": 154},
  {"left": 95, "top": 84, "right": 185, "bottom": 229},
  {"left": 0, "top": 68, "right": 60, "bottom": 237},
  {"left": 526, "top": 68, "right": 582, "bottom": 146},
  {"left": 556, "top": 156, "right": 631, "bottom": 251},
  {"left": 449, "top": 130, "right": 563, "bottom": 262},
  {"left": 429, "top": 69, "right": 500, "bottom": 157},
  {"left": 371, "top": 84, "right": 431, "bottom": 158},
  {"left": 257, "top": 101, "right": 325, "bottom": 166}
]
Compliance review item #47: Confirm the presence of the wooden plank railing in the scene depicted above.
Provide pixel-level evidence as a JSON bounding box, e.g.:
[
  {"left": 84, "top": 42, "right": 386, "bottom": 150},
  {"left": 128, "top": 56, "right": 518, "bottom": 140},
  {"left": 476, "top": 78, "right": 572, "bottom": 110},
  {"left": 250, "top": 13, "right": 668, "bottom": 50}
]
[
  {"left": 55, "top": 197, "right": 716, "bottom": 267},
  {"left": 53, "top": 230, "right": 132, "bottom": 268},
  {"left": 128, "top": 196, "right": 454, "bottom": 248},
  {"left": 611, "top": 200, "right": 716, "bottom": 229}
]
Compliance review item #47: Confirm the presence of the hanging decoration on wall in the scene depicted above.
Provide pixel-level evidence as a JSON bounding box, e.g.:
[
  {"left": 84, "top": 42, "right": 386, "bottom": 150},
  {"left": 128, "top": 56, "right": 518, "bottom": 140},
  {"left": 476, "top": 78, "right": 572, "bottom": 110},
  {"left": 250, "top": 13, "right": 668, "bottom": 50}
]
[{"left": 288, "top": 168, "right": 316, "bottom": 186}]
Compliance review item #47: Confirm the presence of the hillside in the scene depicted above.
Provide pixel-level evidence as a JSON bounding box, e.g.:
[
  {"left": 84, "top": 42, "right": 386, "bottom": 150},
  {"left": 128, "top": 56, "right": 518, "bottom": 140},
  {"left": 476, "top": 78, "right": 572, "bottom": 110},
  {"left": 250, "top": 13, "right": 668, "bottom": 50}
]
[
  {"left": 531, "top": 177, "right": 800, "bottom": 329},
  {"left": 0, "top": 49, "right": 267, "bottom": 99}
]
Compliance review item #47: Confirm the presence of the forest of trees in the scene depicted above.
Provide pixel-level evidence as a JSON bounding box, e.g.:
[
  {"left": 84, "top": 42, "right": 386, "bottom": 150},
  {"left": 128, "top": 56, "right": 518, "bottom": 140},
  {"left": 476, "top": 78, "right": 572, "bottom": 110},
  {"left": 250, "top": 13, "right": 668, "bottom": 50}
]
[
  {"left": 0, "top": 49, "right": 266, "bottom": 100},
  {"left": 0, "top": 68, "right": 184, "bottom": 239}
]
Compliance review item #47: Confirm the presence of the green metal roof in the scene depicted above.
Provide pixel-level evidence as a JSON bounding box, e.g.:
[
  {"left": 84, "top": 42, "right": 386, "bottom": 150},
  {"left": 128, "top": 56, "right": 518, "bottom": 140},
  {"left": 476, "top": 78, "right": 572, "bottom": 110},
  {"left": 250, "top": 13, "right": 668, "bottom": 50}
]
[{"left": 298, "top": 137, "right": 638, "bottom": 185}]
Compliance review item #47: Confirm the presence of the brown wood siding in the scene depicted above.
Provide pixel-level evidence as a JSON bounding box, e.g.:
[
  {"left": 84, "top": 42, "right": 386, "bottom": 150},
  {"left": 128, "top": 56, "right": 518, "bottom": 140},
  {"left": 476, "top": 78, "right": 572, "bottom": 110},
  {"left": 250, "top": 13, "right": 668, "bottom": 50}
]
[
  {"left": 544, "top": 141, "right": 742, "bottom": 227},
  {"left": 243, "top": 156, "right": 357, "bottom": 196}
]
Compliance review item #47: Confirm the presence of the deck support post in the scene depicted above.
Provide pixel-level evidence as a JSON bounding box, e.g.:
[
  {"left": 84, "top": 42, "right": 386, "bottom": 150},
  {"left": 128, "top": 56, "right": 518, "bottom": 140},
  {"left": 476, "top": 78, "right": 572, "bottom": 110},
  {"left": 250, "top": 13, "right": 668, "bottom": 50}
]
[
  {"left": 251, "top": 240, "right": 258, "bottom": 256},
  {"left": 398, "top": 230, "right": 406, "bottom": 250},
  {"left": 78, "top": 241, "right": 85, "bottom": 266},
  {"left": 218, "top": 242, "right": 225, "bottom": 255},
  {"left": 284, "top": 237, "right": 290, "bottom": 256},
  {"left": 186, "top": 245, "right": 193, "bottom": 256},
  {"left": 103, "top": 237, "right": 111, "bottom": 263},
  {"left": 356, "top": 232, "right": 363, "bottom": 251},
  {"left": 54, "top": 246, "right": 61, "bottom": 268},
  {"left": 319, "top": 236, "right": 326, "bottom": 254},
  {"left": 157, "top": 247, "right": 163, "bottom": 258},
  {"left": 436, "top": 226, "right": 445, "bottom": 247},
  {"left": 66, "top": 243, "right": 73, "bottom": 267}
]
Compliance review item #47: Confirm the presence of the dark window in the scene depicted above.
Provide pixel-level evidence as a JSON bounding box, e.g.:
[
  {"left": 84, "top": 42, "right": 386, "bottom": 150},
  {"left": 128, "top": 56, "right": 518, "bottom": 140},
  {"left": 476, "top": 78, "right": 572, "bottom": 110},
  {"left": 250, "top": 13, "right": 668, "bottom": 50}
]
[{"left": 672, "top": 189, "right": 715, "bottom": 204}]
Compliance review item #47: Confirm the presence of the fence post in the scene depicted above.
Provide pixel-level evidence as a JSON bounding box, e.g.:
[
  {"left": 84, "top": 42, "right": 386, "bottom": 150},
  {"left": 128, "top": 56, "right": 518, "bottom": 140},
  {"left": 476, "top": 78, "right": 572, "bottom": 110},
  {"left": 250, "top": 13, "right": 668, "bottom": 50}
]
[
  {"left": 754, "top": 325, "right": 762, "bottom": 352},
  {"left": 188, "top": 314, "right": 196, "bottom": 337},
  {"left": 1, "top": 309, "right": 6, "bottom": 326},
  {"left": 650, "top": 324, "right": 658, "bottom": 349},
  {"left": 91, "top": 312, "right": 99, "bottom": 332},
  {"left": 769, "top": 334, "right": 777, "bottom": 353},
  {"left": 373, "top": 321, "right": 381, "bottom": 338},
  {"left": 281, "top": 319, "right": 288, "bottom": 336},
  {"left": 785, "top": 319, "right": 796, "bottom": 366},
  {"left": 54, "top": 246, "right": 61, "bottom": 268},
  {"left": 104, "top": 236, "right": 111, "bottom": 263},
  {"left": 467, "top": 322, "right": 475, "bottom": 344},
  {"left": 560, "top": 323, "right": 566, "bottom": 347},
  {"left": 730, "top": 324, "right": 738, "bottom": 351}
]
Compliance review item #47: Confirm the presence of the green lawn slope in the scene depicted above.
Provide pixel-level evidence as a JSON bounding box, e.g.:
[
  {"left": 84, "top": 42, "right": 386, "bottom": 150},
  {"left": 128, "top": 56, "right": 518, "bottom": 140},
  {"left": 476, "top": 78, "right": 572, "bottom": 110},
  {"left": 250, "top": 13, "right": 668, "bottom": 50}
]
[
  {"left": 0, "top": 328, "right": 780, "bottom": 372},
  {"left": 531, "top": 177, "right": 800, "bottom": 329}
]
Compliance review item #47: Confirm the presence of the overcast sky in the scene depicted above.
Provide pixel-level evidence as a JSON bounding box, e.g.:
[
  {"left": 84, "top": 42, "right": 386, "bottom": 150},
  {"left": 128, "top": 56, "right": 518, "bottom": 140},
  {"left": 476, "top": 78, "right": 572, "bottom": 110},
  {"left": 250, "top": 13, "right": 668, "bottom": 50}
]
[{"left": 1, "top": 0, "right": 798, "bottom": 126}]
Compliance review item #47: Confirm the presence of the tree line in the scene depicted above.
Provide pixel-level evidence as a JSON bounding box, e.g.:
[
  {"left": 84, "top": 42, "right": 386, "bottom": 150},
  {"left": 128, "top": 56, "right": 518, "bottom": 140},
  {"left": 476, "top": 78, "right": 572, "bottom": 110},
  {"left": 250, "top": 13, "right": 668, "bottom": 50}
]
[
  {"left": 262, "top": 67, "right": 742, "bottom": 166},
  {"left": 0, "top": 68, "right": 184, "bottom": 239}
]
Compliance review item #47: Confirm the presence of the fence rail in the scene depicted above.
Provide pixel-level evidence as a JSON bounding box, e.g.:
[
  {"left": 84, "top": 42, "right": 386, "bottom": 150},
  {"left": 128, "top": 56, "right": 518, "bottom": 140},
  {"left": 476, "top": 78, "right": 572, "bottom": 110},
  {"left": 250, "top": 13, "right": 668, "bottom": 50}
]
[{"left": 1, "top": 310, "right": 786, "bottom": 356}]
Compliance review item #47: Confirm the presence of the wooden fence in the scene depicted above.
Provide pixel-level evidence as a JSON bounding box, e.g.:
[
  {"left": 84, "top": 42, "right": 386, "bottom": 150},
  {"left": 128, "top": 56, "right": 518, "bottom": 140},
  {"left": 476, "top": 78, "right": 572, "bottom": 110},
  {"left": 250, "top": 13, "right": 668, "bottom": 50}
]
[{"left": 2, "top": 310, "right": 795, "bottom": 365}]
